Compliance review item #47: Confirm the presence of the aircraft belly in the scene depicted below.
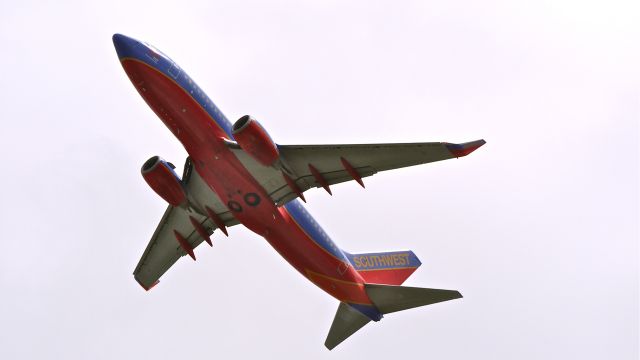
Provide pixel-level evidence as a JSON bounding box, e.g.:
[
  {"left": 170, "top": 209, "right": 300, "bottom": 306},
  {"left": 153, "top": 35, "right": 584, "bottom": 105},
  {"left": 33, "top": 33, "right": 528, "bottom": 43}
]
[
  {"left": 261, "top": 208, "right": 373, "bottom": 305},
  {"left": 120, "top": 58, "right": 228, "bottom": 154},
  {"left": 190, "top": 147, "right": 374, "bottom": 306},
  {"left": 115, "top": 33, "right": 474, "bottom": 348},
  {"left": 122, "top": 52, "right": 374, "bottom": 307},
  {"left": 195, "top": 152, "right": 372, "bottom": 304}
]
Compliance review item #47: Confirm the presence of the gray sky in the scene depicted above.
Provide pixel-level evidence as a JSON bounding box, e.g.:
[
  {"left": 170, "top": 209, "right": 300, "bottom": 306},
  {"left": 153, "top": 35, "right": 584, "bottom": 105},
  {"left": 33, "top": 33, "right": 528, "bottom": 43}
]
[{"left": 0, "top": 1, "right": 638, "bottom": 359}]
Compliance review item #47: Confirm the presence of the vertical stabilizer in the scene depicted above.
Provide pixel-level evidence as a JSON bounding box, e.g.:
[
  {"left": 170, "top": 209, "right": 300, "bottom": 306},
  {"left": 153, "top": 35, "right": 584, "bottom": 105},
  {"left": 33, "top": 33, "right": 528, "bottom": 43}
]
[{"left": 345, "top": 250, "right": 421, "bottom": 285}]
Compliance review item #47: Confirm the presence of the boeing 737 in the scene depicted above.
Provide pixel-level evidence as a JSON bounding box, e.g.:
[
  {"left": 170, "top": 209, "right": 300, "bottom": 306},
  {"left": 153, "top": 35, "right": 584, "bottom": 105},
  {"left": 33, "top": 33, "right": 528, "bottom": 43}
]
[{"left": 113, "top": 33, "right": 485, "bottom": 349}]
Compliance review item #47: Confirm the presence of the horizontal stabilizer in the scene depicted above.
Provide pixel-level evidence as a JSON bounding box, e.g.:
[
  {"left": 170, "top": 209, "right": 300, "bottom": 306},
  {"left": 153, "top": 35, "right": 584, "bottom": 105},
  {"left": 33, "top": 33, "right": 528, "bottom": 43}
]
[
  {"left": 325, "top": 302, "right": 371, "bottom": 350},
  {"left": 365, "top": 283, "right": 462, "bottom": 314}
]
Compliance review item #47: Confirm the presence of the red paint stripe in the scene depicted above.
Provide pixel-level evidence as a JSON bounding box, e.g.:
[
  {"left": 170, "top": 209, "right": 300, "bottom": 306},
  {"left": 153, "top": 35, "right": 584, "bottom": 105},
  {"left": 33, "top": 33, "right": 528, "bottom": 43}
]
[
  {"left": 305, "top": 270, "right": 373, "bottom": 305},
  {"left": 357, "top": 267, "right": 418, "bottom": 285},
  {"left": 122, "top": 55, "right": 375, "bottom": 305}
]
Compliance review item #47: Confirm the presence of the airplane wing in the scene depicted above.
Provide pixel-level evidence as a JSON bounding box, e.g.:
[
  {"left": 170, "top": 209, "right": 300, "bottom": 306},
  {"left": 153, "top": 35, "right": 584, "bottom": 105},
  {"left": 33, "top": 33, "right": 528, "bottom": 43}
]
[
  {"left": 134, "top": 140, "right": 485, "bottom": 289},
  {"left": 133, "top": 158, "right": 239, "bottom": 290},
  {"left": 229, "top": 140, "right": 485, "bottom": 206}
]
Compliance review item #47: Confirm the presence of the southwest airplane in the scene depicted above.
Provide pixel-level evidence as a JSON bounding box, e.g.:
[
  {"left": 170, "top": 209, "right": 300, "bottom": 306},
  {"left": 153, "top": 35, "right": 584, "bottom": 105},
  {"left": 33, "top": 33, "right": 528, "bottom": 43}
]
[{"left": 113, "top": 33, "right": 485, "bottom": 349}]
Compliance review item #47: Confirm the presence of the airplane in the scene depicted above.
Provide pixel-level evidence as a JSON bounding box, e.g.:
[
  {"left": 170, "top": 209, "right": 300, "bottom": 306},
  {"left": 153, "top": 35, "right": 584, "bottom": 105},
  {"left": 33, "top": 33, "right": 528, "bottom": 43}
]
[{"left": 112, "top": 33, "right": 485, "bottom": 350}]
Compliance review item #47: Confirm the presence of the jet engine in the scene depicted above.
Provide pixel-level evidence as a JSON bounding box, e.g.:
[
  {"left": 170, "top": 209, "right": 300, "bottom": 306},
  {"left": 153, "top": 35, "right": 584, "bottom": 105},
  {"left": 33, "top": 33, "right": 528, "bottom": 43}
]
[
  {"left": 141, "top": 156, "right": 187, "bottom": 207},
  {"left": 232, "top": 115, "right": 279, "bottom": 166}
]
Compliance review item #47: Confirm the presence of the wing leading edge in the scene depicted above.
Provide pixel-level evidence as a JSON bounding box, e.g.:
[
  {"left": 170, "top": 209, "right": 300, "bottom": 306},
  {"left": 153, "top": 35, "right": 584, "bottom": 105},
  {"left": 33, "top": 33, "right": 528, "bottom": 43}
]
[{"left": 229, "top": 139, "right": 485, "bottom": 206}]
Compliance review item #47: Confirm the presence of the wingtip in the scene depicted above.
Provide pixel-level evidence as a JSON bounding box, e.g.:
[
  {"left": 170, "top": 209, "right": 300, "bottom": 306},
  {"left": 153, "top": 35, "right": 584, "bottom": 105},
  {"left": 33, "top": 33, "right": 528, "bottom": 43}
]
[
  {"left": 135, "top": 277, "right": 159, "bottom": 291},
  {"left": 445, "top": 139, "right": 486, "bottom": 158}
]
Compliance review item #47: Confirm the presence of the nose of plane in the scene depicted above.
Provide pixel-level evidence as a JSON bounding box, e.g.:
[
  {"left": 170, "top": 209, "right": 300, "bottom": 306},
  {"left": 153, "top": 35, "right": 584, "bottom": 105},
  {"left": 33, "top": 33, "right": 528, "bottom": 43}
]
[{"left": 112, "top": 33, "right": 139, "bottom": 59}]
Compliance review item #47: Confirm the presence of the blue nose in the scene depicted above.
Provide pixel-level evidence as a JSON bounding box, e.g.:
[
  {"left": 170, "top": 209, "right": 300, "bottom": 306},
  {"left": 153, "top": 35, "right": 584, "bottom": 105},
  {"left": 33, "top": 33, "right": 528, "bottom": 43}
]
[{"left": 112, "top": 33, "right": 140, "bottom": 59}]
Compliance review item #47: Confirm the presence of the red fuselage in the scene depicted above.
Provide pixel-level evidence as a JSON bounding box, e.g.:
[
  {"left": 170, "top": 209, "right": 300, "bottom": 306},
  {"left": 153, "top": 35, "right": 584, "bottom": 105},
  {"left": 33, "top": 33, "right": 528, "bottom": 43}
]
[{"left": 114, "top": 34, "right": 381, "bottom": 319}]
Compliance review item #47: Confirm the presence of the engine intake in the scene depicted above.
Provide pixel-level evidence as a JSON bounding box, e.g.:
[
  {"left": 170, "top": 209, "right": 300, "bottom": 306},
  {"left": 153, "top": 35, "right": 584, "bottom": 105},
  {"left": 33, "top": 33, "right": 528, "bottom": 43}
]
[
  {"left": 232, "top": 115, "right": 279, "bottom": 166},
  {"left": 141, "top": 156, "right": 187, "bottom": 207}
]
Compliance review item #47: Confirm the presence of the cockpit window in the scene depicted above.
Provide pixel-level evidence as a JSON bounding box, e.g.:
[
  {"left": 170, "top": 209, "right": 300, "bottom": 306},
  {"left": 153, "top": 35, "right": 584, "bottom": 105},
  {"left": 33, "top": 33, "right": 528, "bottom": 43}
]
[{"left": 144, "top": 42, "right": 172, "bottom": 61}]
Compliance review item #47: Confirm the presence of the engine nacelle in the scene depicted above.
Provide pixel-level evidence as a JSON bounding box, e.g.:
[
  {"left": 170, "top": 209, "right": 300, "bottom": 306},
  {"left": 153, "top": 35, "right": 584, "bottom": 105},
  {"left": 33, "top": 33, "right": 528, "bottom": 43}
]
[
  {"left": 232, "top": 115, "right": 279, "bottom": 166},
  {"left": 141, "top": 156, "right": 187, "bottom": 207}
]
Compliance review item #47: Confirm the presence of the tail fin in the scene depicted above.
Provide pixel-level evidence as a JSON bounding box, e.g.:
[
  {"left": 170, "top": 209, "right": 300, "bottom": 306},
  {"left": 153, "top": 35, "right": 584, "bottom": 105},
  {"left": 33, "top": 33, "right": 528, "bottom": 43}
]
[
  {"left": 345, "top": 250, "right": 421, "bottom": 285},
  {"left": 324, "top": 284, "right": 461, "bottom": 350}
]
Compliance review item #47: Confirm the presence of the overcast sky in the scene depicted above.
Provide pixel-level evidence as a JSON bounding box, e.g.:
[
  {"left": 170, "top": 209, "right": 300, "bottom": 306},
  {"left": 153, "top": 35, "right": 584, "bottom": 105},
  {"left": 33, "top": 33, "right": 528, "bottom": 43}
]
[{"left": 0, "top": 1, "right": 637, "bottom": 359}]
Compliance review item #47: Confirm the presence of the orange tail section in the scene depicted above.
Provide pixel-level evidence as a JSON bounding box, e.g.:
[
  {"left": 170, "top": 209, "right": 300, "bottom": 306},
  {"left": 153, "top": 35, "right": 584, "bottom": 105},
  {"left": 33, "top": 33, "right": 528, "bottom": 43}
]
[{"left": 345, "top": 250, "right": 421, "bottom": 285}]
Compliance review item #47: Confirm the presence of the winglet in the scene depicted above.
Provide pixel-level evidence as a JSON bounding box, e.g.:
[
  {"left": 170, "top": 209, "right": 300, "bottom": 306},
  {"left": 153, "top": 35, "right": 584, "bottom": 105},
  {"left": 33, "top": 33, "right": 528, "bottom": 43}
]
[{"left": 445, "top": 139, "right": 486, "bottom": 158}]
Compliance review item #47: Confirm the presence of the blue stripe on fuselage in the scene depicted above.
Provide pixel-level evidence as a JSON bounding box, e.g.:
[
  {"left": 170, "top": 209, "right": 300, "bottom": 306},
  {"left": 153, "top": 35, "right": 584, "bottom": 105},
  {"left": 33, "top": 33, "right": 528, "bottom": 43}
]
[
  {"left": 284, "top": 200, "right": 347, "bottom": 261},
  {"left": 114, "top": 35, "right": 235, "bottom": 139}
]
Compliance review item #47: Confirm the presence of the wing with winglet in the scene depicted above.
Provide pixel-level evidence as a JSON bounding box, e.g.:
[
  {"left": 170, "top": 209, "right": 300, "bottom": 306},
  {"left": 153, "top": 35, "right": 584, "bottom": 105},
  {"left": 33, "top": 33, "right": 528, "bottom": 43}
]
[
  {"left": 134, "top": 139, "right": 485, "bottom": 289},
  {"left": 228, "top": 139, "right": 486, "bottom": 206}
]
